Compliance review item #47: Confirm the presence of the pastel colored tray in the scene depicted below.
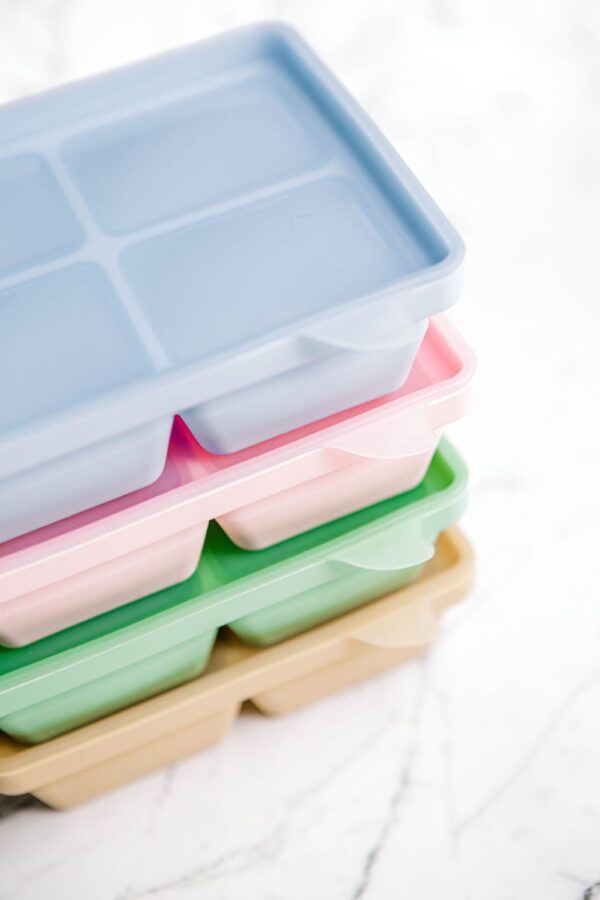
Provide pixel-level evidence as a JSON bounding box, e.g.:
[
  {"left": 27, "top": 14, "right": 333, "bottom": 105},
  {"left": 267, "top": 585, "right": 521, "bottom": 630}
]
[
  {"left": 0, "top": 528, "right": 474, "bottom": 808},
  {"left": 0, "top": 23, "right": 464, "bottom": 543},
  {"left": 0, "top": 318, "right": 473, "bottom": 647},
  {"left": 0, "top": 442, "right": 467, "bottom": 743}
]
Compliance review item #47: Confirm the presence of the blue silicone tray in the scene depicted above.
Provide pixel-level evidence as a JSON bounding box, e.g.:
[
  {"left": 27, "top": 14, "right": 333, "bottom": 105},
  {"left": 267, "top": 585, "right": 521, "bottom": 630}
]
[{"left": 0, "top": 23, "right": 464, "bottom": 542}]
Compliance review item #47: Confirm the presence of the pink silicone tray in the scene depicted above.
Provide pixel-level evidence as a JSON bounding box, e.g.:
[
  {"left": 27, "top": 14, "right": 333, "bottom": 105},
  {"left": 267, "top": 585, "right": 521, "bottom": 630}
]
[{"left": 0, "top": 317, "right": 474, "bottom": 647}]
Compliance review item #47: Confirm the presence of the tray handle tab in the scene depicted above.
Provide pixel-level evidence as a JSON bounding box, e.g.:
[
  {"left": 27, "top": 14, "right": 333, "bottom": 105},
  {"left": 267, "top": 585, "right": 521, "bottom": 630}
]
[
  {"left": 326, "top": 412, "right": 438, "bottom": 461},
  {"left": 331, "top": 524, "right": 435, "bottom": 573},
  {"left": 302, "top": 304, "right": 428, "bottom": 353},
  {"left": 349, "top": 596, "right": 439, "bottom": 648}
]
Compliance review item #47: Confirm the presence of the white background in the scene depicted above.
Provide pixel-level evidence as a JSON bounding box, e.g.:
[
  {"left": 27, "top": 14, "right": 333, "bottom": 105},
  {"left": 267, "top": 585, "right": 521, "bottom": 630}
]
[{"left": 1, "top": 1, "right": 600, "bottom": 898}]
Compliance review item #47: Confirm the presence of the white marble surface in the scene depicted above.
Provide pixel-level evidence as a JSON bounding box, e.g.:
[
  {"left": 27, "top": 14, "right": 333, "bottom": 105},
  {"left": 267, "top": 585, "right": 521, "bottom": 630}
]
[{"left": 1, "top": 1, "right": 600, "bottom": 897}]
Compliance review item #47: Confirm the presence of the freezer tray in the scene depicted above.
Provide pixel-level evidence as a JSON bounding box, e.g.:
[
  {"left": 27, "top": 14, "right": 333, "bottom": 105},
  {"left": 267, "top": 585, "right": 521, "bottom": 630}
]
[{"left": 0, "top": 23, "right": 464, "bottom": 541}]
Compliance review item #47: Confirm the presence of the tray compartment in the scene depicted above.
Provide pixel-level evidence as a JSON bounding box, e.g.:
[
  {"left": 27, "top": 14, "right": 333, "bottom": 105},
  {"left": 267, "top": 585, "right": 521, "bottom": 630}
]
[
  {"left": 0, "top": 418, "right": 172, "bottom": 545},
  {"left": 34, "top": 704, "right": 241, "bottom": 809},
  {"left": 181, "top": 336, "right": 420, "bottom": 455},
  {"left": 218, "top": 451, "right": 432, "bottom": 549},
  {"left": 0, "top": 629, "right": 217, "bottom": 744},
  {"left": 251, "top": 643, "right": 421, "bottom": 715},
  {"left": 229, "top": 562, "right": 425, "bottom": 646},
  {"left": 63, "top": 64, "right": 329, "bottom": 234},
  {"left": 0, "top": 263, "right": 157, "bottom": 432},
  {"left": 0, "top": 524, "right": 207, "bottom": 647},
  {"left": 0, "top": 154, "right": 84, "bottom": 275},
  {"left": 0, "top": 264, "right": 169, "bottom": 542},
  {"left": 120, "top": 176, "right": 432, "bottom": 365},
  {"left": 119, "top": 176, "right": 429, "bottom": 452}
]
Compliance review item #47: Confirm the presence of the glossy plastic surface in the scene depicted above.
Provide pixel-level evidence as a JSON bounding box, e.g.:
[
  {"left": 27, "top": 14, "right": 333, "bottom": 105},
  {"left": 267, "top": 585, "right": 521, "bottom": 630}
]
[
  {"left": 0, "top": 528, "right": 474, "bottom": 807},
  {"left": 0, "top": 23, "right": 464, "bottom": 541},
  {"left": 0, "top": 318, "right": 474, "bottom": 646},
  {"left": 0, "top": 442, "right": 467, "bottom": 742}
]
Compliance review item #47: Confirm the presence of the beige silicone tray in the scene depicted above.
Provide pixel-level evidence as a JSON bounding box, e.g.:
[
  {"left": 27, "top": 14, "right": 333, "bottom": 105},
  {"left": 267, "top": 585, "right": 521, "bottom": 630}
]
[{"left": 0, "top": 528, "right": 473, "bottom": 809}]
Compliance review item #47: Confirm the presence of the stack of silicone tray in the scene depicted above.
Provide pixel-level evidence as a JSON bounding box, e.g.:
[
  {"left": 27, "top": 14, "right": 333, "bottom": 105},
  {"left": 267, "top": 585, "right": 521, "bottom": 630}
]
[{"left": 0, "top": 23, "right": 474, "bottom": 806}]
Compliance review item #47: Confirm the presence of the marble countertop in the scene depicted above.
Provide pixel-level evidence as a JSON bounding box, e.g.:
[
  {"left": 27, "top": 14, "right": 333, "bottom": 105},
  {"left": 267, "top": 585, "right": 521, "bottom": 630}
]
[{"left": 1, "top": 1, "right": 600, "bottom": 898}]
